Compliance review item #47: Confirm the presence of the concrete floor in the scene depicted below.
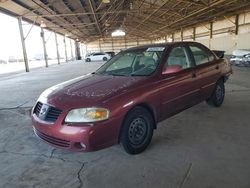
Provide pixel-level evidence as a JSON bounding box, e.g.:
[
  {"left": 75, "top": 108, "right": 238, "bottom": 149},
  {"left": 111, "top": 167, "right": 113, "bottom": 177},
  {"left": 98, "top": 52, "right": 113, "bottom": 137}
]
[{"left": 0, "top": 61, "right": 250, "bottom": 188}]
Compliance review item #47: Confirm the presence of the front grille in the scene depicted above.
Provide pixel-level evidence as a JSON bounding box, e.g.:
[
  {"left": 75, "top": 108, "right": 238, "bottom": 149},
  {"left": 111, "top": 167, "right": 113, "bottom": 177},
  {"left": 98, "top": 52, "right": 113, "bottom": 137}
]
[
  {"left": 33, "top": 102, "right": 63, "bottom": 123},
  {"left": 34, "top": 128, "right": 70, "bottom": 148},
  {"left": 34, "top": 102, "right": 42, "bottom": 116}
]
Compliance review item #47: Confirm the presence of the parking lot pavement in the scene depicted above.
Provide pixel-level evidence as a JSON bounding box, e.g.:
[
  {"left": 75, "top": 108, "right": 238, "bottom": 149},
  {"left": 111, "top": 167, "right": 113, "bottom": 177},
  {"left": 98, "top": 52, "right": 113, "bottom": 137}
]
[{"left": 0, "top": 65, "right": 250, "bottom": 188}]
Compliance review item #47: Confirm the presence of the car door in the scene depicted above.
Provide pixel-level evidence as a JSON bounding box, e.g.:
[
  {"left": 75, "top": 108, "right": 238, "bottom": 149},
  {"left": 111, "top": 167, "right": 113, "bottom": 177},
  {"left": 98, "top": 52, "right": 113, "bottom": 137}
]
[
  {"left": 97, "top": 53, "right": 104, "bottom": 61},
  {"left": 91, "top": 53, "right": 98, "bottom": 61},
  {"left": 158, "top": 44, "right": 200, "bottom": 119},
  {"left": 188, "top": 44, "right": 221, "bottom": 101}
]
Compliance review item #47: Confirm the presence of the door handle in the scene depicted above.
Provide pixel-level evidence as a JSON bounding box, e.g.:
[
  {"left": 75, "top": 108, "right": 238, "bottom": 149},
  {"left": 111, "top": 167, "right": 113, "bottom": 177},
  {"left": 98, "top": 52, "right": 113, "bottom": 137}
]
[{"left": 192, "top": 73, "right": 196, "bottom": 78}]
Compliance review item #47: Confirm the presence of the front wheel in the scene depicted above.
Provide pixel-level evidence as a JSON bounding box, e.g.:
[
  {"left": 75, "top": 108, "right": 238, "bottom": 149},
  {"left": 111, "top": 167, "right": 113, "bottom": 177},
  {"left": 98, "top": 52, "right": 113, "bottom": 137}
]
[
  {"left": 120, "top": 107, "right": 154, "bottom": 154},
  {"left": 103, "top": 57, "right": 108, "bottom": 61},
  {"left": 206, "top": 80, "right": 225, "bottom": 107}
]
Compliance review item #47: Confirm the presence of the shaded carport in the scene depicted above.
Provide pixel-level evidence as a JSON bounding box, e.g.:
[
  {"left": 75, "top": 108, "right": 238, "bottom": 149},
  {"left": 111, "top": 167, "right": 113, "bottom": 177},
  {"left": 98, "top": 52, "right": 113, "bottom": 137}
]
[
  {"left": 1, "top": 0, "right": 250, "bottom": 72},
  {"left": 1, "top": 1, "right": 250, "bottom": 188}
]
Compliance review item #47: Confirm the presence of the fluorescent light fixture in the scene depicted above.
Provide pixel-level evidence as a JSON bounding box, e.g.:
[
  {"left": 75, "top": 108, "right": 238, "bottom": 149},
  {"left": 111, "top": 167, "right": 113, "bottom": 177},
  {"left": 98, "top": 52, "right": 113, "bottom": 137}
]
[
  {"left": 111, "top": 29, "right": 125, "bottom": 37},
  {"left": 40, "top": 21, "right": 46, "bottom": 28},
  {"left": 102, "top": 0, "right": 110, "bottom": 3}
]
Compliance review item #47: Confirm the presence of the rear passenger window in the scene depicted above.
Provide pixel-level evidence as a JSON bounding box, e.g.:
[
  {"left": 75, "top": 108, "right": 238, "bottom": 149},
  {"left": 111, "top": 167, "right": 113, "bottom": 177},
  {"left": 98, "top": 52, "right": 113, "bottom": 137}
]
[
  {"left": 190, "top": 46, "right": 215, "bottom": 65},
  {"left": 166, "top": 46, "right": 191, "bottom": 69}
]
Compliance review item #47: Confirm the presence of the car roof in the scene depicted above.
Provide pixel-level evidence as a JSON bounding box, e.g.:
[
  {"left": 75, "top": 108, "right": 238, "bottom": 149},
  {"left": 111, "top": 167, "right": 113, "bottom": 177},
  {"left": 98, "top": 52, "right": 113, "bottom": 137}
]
[{"left": 124, "top": 41, "right": 203, "bottom": 52}]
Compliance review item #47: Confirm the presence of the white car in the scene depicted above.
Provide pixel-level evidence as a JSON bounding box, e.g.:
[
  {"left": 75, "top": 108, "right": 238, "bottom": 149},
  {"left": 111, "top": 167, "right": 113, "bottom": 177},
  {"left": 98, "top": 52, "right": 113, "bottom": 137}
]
[
  {"left": 85, "top": 52, "right": 111, "bottom": 62},
  {"left": 230, "top": 49, "right": 250, "bottom": 65}
]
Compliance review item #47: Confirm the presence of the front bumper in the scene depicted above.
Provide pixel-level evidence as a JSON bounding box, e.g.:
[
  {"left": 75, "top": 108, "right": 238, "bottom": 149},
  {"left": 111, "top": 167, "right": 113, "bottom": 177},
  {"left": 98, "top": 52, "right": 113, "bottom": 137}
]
[{"left": 32, "top": 112, "right": 122, "bottom": 152}]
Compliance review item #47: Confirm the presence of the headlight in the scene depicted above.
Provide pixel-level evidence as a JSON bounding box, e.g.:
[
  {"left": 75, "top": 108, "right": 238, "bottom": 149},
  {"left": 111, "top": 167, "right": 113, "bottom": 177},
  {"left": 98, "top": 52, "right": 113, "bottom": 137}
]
[{"left": 65, "top": 108, "right": 110, "bottom": 123}]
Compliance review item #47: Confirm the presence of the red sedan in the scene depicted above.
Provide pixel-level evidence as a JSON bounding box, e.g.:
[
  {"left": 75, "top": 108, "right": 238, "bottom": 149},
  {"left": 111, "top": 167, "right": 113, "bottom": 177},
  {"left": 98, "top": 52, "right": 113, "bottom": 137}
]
[{"left": 32, "top": 42, "right": 232, "bottom": 154}]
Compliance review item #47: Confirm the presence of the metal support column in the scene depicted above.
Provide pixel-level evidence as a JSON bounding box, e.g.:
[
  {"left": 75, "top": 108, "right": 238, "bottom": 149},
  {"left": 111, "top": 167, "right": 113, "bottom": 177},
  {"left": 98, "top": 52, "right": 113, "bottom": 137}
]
[
  {"left": 18, "top": 17, "right": 29, "bottom": 72},
  {"left": 64, "top": 36, "right": 68, "bottom": 62},
  {"left": 124, "top": 36, "right": 127, "bottom": 49},
  {"left": 70, "top": 39, "right": 73, "bottom": 59},
  {"left": 181, "top": 28, "right": 183, "bottom": 41},
  {"left": 54, "top": 33, "right": 60, "bottom": 64},
  {"left": 99, "top": 39, "right": 101, "bottom": 52},
  {"left": 235, "top": 14, "right": 239, "bottom": 35},
  {"left": 40, "top": 27, "right": 48, "bottom": 67},
  {"left": 81, "top": 43, "right": 84, "bottom": 57},
  {"left": 172, "top": 33, "right": 174, "bottom": 42},
  {"left": 209, "top": 22, "right": 213, "bottom": 48},
  {"left": 193, "top": 27, "right": 196, "bottom": 41},
  {"left": 111, "top": 37, "right": 114, "bottom": 51},
  {"left": 75, "top": 41, "right": 81, "bottom": 60},
  {"left": 209, "top": 22, "right": 213, "bottom": 39}
]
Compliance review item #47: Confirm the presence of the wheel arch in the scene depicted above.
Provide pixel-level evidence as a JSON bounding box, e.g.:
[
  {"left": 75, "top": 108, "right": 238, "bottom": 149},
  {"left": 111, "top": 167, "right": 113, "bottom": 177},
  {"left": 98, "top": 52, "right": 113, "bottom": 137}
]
[{"left": 118, "top": 103, "right": 157, "bottom": 143}]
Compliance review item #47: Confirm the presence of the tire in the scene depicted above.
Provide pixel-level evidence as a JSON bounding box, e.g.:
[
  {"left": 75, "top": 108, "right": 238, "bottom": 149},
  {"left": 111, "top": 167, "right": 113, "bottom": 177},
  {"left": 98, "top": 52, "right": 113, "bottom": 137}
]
[
  {"left": 103, "top": 57, "right": 108, "bottom": 61},
  {"left": 206, "top": 80, "right": 225, "bottom": 107},
  {"left": 86, "top": 58, "right": 91, "bottom": 62},
  {"left": 120, "top": 106, "right": 154, "bottom": 154}
]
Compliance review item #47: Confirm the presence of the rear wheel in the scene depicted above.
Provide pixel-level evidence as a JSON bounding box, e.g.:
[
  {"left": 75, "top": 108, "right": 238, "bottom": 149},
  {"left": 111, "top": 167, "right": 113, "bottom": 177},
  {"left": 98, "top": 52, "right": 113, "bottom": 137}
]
[
  {"left": 103, "top": 57, "right": 108, "bottom": 61},
  {"left": 206, "top": 80, "right": 225, "bottom": 107},
  {"left": 120, "top": 107, "right": 154, "bottom": 154},
  {"left": 86, "top": 58, "right": 91, "bottom": 62}
]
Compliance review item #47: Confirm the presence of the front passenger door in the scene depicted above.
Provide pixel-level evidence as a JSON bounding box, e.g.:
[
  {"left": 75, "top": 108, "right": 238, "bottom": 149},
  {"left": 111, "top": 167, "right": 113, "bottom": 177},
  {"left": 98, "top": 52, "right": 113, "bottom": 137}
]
[{"left": 159, "top": 45, "right": 200, "bottom": 118}]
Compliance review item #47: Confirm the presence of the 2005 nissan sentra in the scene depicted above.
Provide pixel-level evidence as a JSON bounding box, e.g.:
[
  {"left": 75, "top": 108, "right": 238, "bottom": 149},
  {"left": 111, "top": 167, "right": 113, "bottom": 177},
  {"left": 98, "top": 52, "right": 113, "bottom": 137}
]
[{"left": 32, "top": 42, "right": 232, "bottom": 154}]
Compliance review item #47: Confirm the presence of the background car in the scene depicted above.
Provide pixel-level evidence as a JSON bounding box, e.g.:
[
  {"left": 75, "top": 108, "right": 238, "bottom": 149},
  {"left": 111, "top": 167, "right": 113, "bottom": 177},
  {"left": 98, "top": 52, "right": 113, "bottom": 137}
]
[
  {"left": 105, "top": 51, "right": 115, "bottom": 58},
  {"left": 230, "top": 49, "right": 250, "bottom": 66},
  {"left": 85, "top": 52, "right": 111, "bottom": 62}
]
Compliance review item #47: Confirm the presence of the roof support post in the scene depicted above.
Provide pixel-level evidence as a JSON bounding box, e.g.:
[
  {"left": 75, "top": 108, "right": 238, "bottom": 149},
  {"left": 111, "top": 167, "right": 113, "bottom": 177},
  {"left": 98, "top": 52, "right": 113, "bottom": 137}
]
[
  {"left": 99, "top": 39, "right": 101, "bottom": 52},
  {"left": 80, "top": 43, "right": 84, "bottom": 57},
  {"left": 235, "top": 14, "right": 239, "bottom": 35},
  {"left": 70, "top": 39, "right": 73, "bottom": 60},
  {"left": 18, "top": 17, "right": 29, "bottom": 72},
  {"left": 54, "top": 33, "right": 60, "bottom": 64},
  {"left": 111, "top": 37, "right": 114, "bottom": 51},
  {"left": 40, "top": 27, "right": 48, "bottom": 67},
  {"left": 193, "top": 27, "right": 196, "bottom": 41},
  {"left": 124, "top": 36, "right": 127, "bottom": 49},
  {"left": 75, "top": 41, "right": 81, "bottom": 60},
  {"left": 63, "top": 36, "right": 68, "bottom": 62},
  {"left": 181, "top": 28, "right": 183, "bottom": 41},
  {"left": 209, "top": 22, "right": 213, "bottom": 39},
  {"left": 172, "top": 33, "right": 174, "bottom": 42}
]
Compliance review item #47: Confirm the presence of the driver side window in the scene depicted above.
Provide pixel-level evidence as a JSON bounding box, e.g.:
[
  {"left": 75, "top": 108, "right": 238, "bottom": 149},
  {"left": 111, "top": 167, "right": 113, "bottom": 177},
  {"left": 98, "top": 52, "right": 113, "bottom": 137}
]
[{"left": 166, "top": 46, "right": 191, "bottom": 69}]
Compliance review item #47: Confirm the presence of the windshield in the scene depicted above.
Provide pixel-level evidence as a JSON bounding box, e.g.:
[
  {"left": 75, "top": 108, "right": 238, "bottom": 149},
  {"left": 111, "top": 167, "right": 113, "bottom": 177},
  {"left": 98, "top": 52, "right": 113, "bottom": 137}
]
[{"left": 95, "top": 47, "right": 165, "bottom": 76}]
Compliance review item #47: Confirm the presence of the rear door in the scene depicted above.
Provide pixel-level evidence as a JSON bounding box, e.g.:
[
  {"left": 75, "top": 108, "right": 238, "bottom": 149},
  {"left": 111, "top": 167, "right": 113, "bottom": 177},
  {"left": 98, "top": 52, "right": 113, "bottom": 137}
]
[
  {"left": 188, "top": 44, "right": 221, "bottom": 101},
  {"left": 159, "top": 44, "right": 200, "bottom": 119}
]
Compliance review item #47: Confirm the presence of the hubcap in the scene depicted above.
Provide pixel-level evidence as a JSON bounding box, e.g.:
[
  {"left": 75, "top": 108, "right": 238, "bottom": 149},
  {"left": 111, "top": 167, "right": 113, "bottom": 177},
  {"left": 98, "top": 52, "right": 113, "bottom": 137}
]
[{"left": 128, "top": 117, "right": 147, "bottom": 146}]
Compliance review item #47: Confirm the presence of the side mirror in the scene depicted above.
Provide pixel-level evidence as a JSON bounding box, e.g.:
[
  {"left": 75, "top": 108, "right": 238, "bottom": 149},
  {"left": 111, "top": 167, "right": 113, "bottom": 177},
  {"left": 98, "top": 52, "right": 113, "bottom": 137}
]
[{"left": 162, "top": 65, "right": 183, "bottom": 75}]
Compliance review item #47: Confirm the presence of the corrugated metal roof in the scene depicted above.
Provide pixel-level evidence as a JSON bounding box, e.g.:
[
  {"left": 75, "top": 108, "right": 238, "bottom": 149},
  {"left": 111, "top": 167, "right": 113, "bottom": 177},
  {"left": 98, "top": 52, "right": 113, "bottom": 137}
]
[{"left": 0, "top": 0, "right": 250, "bottom": 42}]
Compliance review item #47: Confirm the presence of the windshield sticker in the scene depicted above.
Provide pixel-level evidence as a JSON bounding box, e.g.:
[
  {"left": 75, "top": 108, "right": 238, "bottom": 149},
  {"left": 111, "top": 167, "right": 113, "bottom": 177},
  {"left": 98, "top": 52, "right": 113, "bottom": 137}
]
[{"left": 146, "top": 47, "right": 165, "bottom": 52}]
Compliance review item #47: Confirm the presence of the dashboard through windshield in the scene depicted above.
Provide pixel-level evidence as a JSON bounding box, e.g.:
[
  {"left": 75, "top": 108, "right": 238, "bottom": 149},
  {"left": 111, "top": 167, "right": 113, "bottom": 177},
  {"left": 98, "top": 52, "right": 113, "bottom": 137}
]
[{"left": 96, "top": 47, "right": 165, "bottom": 76}]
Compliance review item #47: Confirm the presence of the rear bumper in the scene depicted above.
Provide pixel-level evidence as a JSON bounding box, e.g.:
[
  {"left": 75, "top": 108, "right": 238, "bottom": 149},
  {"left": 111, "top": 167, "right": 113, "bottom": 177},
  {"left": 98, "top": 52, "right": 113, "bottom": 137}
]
[{"left": 32, "top": 113, "right": 122, "bottom": 152}]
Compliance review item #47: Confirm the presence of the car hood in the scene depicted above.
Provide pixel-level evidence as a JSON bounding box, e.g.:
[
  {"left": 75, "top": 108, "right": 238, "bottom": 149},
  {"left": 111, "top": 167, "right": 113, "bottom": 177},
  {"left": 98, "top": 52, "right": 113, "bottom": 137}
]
[{"left": 40, "top": 74, "right": 145, "bottom": 108}]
